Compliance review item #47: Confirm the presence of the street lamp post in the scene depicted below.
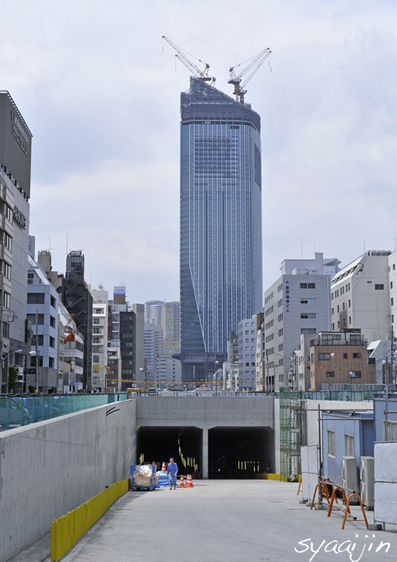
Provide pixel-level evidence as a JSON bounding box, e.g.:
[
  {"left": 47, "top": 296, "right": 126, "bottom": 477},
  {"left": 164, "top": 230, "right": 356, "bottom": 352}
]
[
  {"left": 29, "top": 350, "right": 40, "bottom": 392},
  {"left": 215, "top": 360, "right": 219, "bottom": 396}
]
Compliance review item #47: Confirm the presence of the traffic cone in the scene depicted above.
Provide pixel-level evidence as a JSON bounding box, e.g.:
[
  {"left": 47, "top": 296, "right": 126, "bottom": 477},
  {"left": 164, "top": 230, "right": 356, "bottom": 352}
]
[
  {"left": 179, "top": 476, "right": 185, "bottom": 488},
  {"left": 161, "top": 462, "right": 166, "bottom": 472},
  {"left": 186, "top": 474, "right": 194, "bottom": 488}
]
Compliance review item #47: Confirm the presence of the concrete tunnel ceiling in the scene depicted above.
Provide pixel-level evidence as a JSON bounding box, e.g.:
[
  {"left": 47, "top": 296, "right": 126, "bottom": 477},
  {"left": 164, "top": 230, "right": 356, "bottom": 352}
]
[{"left": 137, "top": 426, "right": 274, "bottom": 479}]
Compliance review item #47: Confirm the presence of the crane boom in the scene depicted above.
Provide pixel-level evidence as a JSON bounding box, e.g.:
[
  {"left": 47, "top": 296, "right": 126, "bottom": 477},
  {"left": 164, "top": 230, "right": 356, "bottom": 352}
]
[
  {"left": 162, "top": 36, "right": 215, "bottom": 84},
  {"left": 229, "top": 48, "right": 271, "bottom": 104}
]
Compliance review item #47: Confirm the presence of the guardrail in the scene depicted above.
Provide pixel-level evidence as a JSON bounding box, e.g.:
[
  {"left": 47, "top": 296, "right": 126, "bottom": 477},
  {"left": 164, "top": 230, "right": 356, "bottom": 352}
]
[{"left": 0, "top": 393, "right": 128, "bottom": 431}]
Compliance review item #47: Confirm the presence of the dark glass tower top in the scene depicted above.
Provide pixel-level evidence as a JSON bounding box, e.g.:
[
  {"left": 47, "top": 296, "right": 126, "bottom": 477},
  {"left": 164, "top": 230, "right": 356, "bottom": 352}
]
[{"left": 179, "top": 78, "right": 263, "bottom": 382}]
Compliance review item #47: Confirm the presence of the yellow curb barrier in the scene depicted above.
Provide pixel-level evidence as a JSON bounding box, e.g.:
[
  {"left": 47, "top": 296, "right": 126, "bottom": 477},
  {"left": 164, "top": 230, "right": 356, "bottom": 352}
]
[{"left": 51, "top": 478, "right": 129, "bottom": 562}]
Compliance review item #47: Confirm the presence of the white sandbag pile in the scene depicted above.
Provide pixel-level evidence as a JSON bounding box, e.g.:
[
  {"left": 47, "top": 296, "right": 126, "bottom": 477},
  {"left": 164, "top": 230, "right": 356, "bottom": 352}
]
[{"left": 133, "top": 465, "right": 159, "bottom": 487}]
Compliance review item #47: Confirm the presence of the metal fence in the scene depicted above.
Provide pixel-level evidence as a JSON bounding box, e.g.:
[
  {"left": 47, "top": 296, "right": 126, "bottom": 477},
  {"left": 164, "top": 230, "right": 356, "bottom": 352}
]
[{"left": 0, "top": 393, "right": 128, "bottom": 431}]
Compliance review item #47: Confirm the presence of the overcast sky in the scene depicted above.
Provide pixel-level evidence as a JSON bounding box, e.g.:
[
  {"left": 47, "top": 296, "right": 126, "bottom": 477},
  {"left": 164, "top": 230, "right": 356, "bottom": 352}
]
[{"left": 1, "top": 0, "right": 396, "bottom": 304}]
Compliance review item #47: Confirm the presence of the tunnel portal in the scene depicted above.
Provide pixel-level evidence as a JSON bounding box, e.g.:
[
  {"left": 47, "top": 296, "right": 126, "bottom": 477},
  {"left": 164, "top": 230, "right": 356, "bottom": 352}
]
[
  {"left": 137, "top": 426, "right": 274, "bottom": 479},
  {"left": 137, "top": 426, "right": 202, "bottom": 476}
]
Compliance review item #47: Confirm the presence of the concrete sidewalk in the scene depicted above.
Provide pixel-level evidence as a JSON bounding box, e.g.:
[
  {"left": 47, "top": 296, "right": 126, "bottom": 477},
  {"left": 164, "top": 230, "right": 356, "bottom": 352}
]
[{"left": 10, "top": 480, "right": 397, "bottom": 562}]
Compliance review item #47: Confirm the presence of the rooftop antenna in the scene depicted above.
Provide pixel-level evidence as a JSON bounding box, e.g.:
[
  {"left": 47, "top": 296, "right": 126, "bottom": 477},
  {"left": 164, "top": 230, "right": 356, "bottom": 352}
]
[
  {"left": 229, "top": 47, "right": 272, "bottom": 104},
  {"left": 162, "top": 36, "right": 216, "bottom": 85}
]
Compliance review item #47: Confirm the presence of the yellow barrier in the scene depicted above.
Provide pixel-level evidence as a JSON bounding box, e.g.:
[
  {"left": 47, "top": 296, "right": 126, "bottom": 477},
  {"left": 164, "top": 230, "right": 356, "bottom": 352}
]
[
  {"left": 51, "top": 478, "right": 130, "bottom": 562},
  {"left": 265, "top": 473, "right": 289, "bottom": 482}
]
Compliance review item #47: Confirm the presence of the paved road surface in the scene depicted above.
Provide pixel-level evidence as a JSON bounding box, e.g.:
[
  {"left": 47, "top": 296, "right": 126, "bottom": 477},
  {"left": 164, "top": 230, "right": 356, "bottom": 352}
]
[{"left": 9, "top": 480, "right": 397, "bottom": 562}]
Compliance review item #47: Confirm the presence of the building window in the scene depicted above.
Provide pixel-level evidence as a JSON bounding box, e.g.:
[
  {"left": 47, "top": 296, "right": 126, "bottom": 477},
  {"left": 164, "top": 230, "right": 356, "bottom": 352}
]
[
  {"left": 50, "top": 316, "right": 56, "bottom": 328},
  {"left": 27, "top": 293, "right": 45, "bottom": 304},
  {"left": 300, "top": 313, "right": 316, "bottom": 319},
  {"left": 343, "top": 353, "right": 348, "bottom": 359},
  {"left": 391, "top": 281, "right": 394, "bottom": 289},
  {"left": 350, "top": 334, "right": 361, "bottom": 345},
  {"left": 327, "top": 430, "right": 335, "bottom": 457},
  {"left": 375, "top": 284, "right": 384, "bottom": 290},
  {"left": 392, "top": 298, "right": 394, "bottom": 307},
  {"left": 301, "top": 298, "right": 316, "bottom": 305},
  {"left": 300, "top": 283, "right": 316, "bottom": 289},
  {"left": 93, "top": 355, "right": 100, "bottom": 362},
  {"left": 301, "top": 328, "right": 316, "bottom": 334},
  {"left": 349, "top": 371, "right": 361, "bottom": 378},
  {"left": 348, "top": 300, "right": 351, "bottom": 307},
  {"left": 353, "top": 353, "right": 361, "bottom": 358},
  {"left": 326, "top": 371, "right": 335, "bottom": 377},
  {"left": 344, "top": 433, "right": 355, "bottom": 456},
  {"left": 319, "top": 353, "right": 332, "bottom": 360},
  {"left": 27, "top": 313, "right": 44, "bottom": 325},
  {"left": 50, "top": 336, "right": 55, "bottom": 348}
]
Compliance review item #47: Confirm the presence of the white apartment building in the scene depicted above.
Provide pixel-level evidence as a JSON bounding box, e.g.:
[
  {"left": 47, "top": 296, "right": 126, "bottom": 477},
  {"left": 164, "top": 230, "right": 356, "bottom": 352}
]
[
  {"left": 255, "top": 313, "right": 265, "bottom": 391},
  {"left": 91, "top": 286, "right": 108, "bottom": 390},
  {"left": 238, "top": 316, "right": 257, "bottom": 391},
  {"left": 263, "top": 253, "right": 340, "bottom": 393},
  {"left": 291, "top": 334, "right": 312, "bottom": 391},
  {"left": 144, "top": 322, "right": 163, "bottom": 383},
  {"left": 144, "top": 300, "right": 164, "bottom": 325},
  {"left": 388, "top": 242, "right": 397, "bottom": 339},
  {"left": 331, "top": 251, "right": 391, "bottom": 344},
  {"left": 26, "top": 254, "right": 58, "bottom": 392}
]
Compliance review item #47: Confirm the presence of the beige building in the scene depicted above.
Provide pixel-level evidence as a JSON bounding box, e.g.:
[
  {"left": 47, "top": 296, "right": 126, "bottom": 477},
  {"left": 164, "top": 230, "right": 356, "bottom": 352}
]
[{"left": 309, "top": 330, "right": 376, "bottom": 391}]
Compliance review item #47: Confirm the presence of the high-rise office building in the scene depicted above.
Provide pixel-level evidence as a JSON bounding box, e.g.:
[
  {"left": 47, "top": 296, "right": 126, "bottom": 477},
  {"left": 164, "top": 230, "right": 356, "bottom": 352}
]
[
  {"left": 64, "top": 250, "right": 93, "bottom": 390},
  {"left": 179, "top": 77, "right": 263, "bottom": 383},
  {"left": 0, "top": 92, "right": 32, "bottom": 392}
]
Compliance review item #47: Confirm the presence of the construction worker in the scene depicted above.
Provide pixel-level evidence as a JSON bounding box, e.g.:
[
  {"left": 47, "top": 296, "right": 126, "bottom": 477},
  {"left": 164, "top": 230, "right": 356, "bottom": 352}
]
[{"left": 167, "top": 457, "right": 178, "bottom": 490}]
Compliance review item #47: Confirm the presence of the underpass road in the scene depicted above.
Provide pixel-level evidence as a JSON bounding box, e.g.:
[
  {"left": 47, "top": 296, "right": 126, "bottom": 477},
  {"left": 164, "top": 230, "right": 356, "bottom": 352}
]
[{"left": 60, "top": 480, "right": 397, "bottom": 562}]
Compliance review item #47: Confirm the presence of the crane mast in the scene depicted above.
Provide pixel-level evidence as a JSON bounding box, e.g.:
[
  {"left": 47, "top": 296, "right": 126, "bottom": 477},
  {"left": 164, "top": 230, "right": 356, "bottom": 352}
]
[
  {"left": 162, "top": 36, "right": 215, "bottom": 85},
  {"left": 229, "top": 47, "right": 272, "bottom": 104}
]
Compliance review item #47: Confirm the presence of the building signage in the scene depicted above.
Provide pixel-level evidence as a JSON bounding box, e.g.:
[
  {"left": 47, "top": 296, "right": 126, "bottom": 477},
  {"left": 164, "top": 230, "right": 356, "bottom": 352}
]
[
  {"left": 11, "top": 111, "right": 29, "bottom": 156},
  {"left": 114, "top": 286, "right": 125, "bottom": 295},
  {"left": 285, "top": 280, "right": 290, "bottom": 313},
  {"left": 13, "top": 205, "right": 27, "bottom": 229}
]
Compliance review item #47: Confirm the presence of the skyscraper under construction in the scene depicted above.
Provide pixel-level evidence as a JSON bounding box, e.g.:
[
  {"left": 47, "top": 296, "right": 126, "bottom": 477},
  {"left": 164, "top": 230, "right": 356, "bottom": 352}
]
[{"left": 179, "top": 77, "right": 263, "bottom": 383}]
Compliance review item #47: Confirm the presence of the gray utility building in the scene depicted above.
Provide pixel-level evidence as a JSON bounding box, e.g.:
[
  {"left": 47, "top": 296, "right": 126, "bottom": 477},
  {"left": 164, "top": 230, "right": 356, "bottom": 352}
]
[
  {"left": 263, "top": 253, "right": 340, "bottom": 393},
  {"left": 179, "top": 78, "right": 263, "bottom": 384}
]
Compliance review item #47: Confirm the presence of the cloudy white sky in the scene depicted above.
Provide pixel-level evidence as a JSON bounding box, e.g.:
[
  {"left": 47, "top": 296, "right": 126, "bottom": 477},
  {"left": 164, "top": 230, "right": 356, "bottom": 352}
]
[{"left": 1, "top": 0, "right": 396, "bottom": 303}]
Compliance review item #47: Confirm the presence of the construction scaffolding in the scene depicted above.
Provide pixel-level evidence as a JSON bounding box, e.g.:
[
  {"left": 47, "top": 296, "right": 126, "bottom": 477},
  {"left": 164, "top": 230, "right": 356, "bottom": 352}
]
[{"left": 280, "top": 388, "right": 303, "bottom": 480}]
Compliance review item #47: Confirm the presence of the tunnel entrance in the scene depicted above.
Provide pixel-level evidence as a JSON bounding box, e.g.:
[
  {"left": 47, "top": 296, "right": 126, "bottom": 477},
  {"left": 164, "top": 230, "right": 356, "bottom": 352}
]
[
  {"left": 209, "top": 427, "right": 274, "bottom": 479},
  {"left": 137, "top": 426, "right": 202, "bottom": 476},
  {"left": 137, "top": 425, "right": 274, "bottom": 479}
]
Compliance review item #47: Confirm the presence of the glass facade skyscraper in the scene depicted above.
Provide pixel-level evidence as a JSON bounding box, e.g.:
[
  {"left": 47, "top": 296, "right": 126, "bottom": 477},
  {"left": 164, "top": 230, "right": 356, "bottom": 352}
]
[{"left": 179, "top": 78, "right": 263, "bottom": 382}]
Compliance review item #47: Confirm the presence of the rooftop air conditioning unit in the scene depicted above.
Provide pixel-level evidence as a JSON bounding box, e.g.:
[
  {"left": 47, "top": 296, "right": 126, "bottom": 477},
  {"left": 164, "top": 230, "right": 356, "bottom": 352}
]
[
  {"left": 342, "top": 456, "right": 358, "bottom": 503},
  {"left": 360, "top": 456, "right": 374, "bottom": 509}
]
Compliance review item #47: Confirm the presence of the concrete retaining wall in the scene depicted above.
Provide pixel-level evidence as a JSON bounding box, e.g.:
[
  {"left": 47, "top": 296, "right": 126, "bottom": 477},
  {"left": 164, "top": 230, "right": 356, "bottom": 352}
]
[
  {"left": 136, "top": 396, "right": 274, "bottom": 429},
  {"left": 0, "top": 400, "right": 136, "bottom": 562}
]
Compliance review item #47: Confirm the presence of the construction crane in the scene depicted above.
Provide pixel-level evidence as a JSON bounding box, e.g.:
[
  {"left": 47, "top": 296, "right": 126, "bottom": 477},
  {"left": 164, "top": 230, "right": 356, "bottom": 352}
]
[
  {"left": 64, "top": 314, "right": 76, "bottom": 343},
  {"left": 228, "top": 47, "right": 272, "bottom": 104},
  {"left": 162, "top": 36, "right": 215, "bottom": 85}
]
